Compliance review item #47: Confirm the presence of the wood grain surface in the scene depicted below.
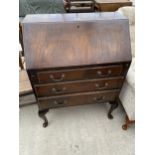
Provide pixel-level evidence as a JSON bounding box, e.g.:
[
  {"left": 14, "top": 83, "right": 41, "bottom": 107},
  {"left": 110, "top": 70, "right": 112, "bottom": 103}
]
[
  {"left": 22, "top": 13, "right": 131, "bottom": 69},
  {"left": 38, "top": 89, "right": 120, "bottom": 110},
  {"left": 34, "top": 77, "right": 124, "bottom": 97}
]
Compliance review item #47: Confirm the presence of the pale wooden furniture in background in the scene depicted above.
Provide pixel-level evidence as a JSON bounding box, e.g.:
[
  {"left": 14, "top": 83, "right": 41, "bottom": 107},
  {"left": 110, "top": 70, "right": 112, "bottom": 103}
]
[
  {"left": 95, "top": 0, "right": 132, "bottom": 12},
  {"left": 19, "top": 70, "right": 32, "bottom": 96},
  {"left": 19, "top": 70, "right": 36, "bottom": 106}
]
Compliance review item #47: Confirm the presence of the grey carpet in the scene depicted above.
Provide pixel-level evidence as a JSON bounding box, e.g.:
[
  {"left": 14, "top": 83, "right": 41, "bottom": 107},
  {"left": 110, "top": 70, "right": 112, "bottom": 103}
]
[{"left": 20, "top": 103, "right": 135, "bottom": 155}]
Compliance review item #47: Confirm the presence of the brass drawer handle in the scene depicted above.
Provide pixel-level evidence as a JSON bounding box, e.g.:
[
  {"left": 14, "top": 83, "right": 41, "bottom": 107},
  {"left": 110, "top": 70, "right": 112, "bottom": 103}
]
[
  {"left": 53, "top": 100, "right": 67, "bottom": 105},
  {"left": 97, "top": 70, "right": 112, "bottom": 77},
  {"left": 94, "top": 96, "right": 105, "bottom": 102},
  {"left": 95, "top": 82, "right": 108, "bottom": 90},
  {"left": 49, "top": 73, "right": 65, "bottom": 82},
  {"left": 51, "top": 87, "right": 66, "bottom": 93}
]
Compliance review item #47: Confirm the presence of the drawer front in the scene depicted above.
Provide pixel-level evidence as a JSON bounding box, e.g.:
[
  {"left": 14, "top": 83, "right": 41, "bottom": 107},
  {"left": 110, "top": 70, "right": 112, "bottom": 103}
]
[
  {"left": 38, "top": 90, "right": 119, "bottom": 110},
  {"left": 37, "top": 65, "right": 123, "bottom": 83},
  {"left": 35, "top": 77, "right": 124, "bottom": 97}
]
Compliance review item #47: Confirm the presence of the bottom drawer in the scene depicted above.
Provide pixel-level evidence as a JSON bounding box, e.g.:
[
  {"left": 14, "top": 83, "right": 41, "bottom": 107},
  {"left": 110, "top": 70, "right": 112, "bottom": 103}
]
[{"left": 38, "top": 90, "right": 119, "bottom": 110}]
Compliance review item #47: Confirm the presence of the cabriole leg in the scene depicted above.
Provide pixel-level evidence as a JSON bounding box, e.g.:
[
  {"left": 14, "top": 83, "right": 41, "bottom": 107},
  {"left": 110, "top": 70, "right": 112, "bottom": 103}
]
[
  {"left": 122, "top": 114, "right": 135, "bottom": 130},
  {"left": 108, "top": 100, "right": 118, "bottom": 119},
  {"left": 38, "top": 109, "right": 49, "bottom": 128}
]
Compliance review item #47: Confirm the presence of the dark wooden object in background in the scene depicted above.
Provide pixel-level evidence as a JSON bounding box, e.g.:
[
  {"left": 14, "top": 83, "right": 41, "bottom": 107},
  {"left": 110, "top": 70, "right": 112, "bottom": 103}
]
[
  {"left": 19, "top": 23, "right": 24, "bottom": 69},
  {"left": 22, "top": 12, "right": 132, "bottom": 127},
  {"left": 19, "top": 23, "right": 24, "bottom": 55},
  {"left": 19, "top": 53, "right": 24, "bottom": 70},
  {"left": 64, "top": 0, "right": 95, "bottom": 13}
]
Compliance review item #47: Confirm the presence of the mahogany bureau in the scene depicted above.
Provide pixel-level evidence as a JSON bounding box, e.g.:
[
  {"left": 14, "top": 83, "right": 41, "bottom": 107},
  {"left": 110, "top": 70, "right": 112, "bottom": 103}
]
[{"left": 22, "top": 12, "right": 132, "bottom": 127}]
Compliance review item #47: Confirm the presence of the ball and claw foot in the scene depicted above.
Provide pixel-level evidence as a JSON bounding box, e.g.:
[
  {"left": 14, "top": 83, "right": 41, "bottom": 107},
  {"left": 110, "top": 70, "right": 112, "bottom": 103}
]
[
  {"left": 107, "top": 101, "right": 118, "bottom": 119},
  {"left": 38, "top": 109, "right": 49, "bottom": 128},
  {"left": 108, "top": 113, "right": 113, "bottom": 119},
  {"left": 43, "top": 121, "right": 48, "bottom": 128}
]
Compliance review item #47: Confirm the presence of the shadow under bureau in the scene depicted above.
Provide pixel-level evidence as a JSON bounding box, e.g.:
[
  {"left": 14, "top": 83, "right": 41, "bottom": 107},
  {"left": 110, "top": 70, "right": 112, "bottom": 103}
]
[{"left": 22, "top": 12, "right": 132, "bottom": 127}]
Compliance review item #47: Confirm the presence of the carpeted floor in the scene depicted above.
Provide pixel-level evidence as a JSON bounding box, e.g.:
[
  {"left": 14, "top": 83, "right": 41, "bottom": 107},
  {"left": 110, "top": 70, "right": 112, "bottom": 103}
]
[{"left": 19, "top": 103, "right": 135, "bottom": 155}]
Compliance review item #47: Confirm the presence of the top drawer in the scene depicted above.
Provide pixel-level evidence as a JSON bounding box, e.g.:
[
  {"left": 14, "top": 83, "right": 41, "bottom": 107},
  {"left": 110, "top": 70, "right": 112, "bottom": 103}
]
[{"left": 36, "top": 65, "right": 123, "bottom": 83}]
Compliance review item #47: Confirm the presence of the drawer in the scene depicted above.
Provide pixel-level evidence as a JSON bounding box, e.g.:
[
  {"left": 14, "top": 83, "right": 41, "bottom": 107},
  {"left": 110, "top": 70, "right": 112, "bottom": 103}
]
[
  {"left": 36, "top": 65, "right": 123, "bottom": 83},
  {"left": 34, "top": 77, "right": 124, "bottom": 97},
  {"left": 38, "top": 90, "right": 119, "bottom": 110}
]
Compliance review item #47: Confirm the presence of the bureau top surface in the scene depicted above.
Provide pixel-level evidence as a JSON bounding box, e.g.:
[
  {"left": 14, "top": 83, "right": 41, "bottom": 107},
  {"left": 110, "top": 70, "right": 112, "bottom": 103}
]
[
  {"left": 22, "top": 12, "right": 132, "bottom": 69},
  {"left": 23, "top": 12, "right": 127, "bottom": 23}
]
